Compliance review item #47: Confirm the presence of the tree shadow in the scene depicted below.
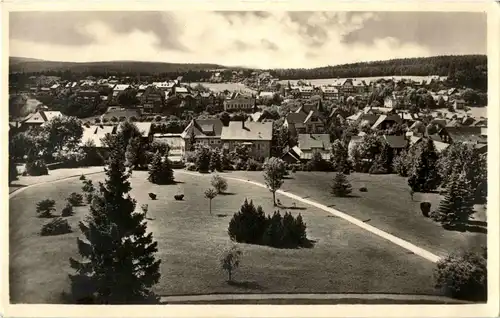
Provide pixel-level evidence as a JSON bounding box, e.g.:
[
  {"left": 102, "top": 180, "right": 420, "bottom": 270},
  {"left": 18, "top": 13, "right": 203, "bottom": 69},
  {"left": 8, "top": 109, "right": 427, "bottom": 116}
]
[
  {"left": 219, "top": 192, "right": 236, "bottom": 196},
  {"left": 443, "top": 222, "right": 487, "bottom": 234},
  {"left": 172, "top": 181, "right": 185, "bottom": 184},
  {"left": 283, "top": 176, "right": 295, "bottom": 180},
  {"left": 301, "top": 238, "right": 317, "bottom": 248},
  {"left": 37, "top": 214, "right": 57, "bottom": 219},
  {"left": 277, "top": 205, "right": 307, "bottom": 210},
  {"left": 227, "top": 280, "right": 265, "bottom": 291},
  {"left": 216, "top": 214, "right": 228, "bottom": 218},
  {"left": 145, "top": 217, "right": 155, "bottom": 221}
]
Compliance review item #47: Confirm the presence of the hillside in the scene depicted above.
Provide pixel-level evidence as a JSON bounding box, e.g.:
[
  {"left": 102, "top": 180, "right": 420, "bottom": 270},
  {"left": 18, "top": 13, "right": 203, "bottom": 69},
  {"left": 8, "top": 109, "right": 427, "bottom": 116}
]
[
  {"left": 9, "top": 57, "right": 227, "bottom": 74},
  {"left": 269, "top": 55, "right": 487, "bottom": 90}
]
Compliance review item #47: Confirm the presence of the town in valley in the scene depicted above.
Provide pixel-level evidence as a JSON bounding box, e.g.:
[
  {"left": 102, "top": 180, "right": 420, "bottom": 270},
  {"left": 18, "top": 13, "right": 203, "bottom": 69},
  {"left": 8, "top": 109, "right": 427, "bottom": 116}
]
[{"left": 7, "top": 11, "right": 488, "bottom": 306}]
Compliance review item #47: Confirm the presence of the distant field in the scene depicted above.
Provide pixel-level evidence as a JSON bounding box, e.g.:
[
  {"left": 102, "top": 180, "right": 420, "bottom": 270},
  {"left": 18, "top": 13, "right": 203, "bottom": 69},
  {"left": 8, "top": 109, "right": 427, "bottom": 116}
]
[{"left": 10, "top": 170, "right": 439, "bottom": 303}]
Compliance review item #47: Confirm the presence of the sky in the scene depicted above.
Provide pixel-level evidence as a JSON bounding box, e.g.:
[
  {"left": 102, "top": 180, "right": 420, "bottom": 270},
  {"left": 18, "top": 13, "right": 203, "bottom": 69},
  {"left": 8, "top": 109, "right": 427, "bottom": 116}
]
[{"left": 10, "top": 11, "right": 487, "bottom": 69}]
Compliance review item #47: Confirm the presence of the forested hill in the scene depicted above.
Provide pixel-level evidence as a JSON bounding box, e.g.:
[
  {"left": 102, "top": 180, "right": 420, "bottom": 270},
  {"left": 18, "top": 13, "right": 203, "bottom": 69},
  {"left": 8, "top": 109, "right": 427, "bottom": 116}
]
[
  {"left": 9, "top": 57, "right": 226, "bottom": 75},
  {"left": 269, "top": 55, "right": 487, "bottom": 90}
]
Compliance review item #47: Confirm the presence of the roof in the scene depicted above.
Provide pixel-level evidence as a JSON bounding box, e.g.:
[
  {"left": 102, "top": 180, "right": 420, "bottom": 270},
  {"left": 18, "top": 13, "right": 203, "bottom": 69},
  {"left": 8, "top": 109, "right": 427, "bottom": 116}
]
[
  {"left": 442, "top": 127, "right": 487, "bottom": 144},
  {"left": 175, "top": 87, "right": 189, "bottom": 94},
  {"left": 286, "top": 112, "right": 308, "bottom": 124},
  {"left": 134, "top": 122, "right": 153, "bottom": 137},
  {"left": 113, "top": 84, "right": 130, "bottom": 91},
  {"left": 153, "top": 81, "right": 176, "bottom": 89},
  {"left": 321, "top": 86, "right": 339, "bottom": 93},
  {"left": 304, "top": 110, "right": 322, "bottom": 124},
  {"left": 258, "top": 91, "right": 274, "bottom": 98},
  {"left": 297, "top": 134, "right": 331, "bottom": 151},
  {"left": 181, "top": 119, "right": 224, "bottom": 138},
  {"left": 383, "top": 135, "right": 408, "bottom": 149},
  {"left": 220, "top": 121, "right": 273, "bottom": 141},
  {"left": 80, "top": 125, "right": 115, "bottom": 148},
  {"left": 24, "top": 110, "right": 63, "bottom": 124}
]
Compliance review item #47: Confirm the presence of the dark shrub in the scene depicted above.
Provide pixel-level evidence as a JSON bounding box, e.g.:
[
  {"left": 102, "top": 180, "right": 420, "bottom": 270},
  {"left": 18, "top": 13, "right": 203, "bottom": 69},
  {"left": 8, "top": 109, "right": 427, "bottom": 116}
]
[
  {"left": 185, "top": 162, "right": 197, "bottom": 171},
  {"left": 228, "top": 199, "right": 267, "bottom": 244},
  {"left": 40, "top": 218, "right": 72, "bottom": 236},
  {"left": 359, "top": 187, "right": 368, "bottom": 192},
  {"left": 235, "top": 159, "right": 246, "bottom": 171},
  {"left": 228, "top": 200, "right": 309, "bottom": 248},
  {"left": 85, "top": 193, "right": 94, "bottom": 204},
  {"left": 174, "top": 194, "right": 184, "bottom": 201},
  {"left": 246, "top": 159, "right": 262, "bottom": 171},
  {"left": 67, "top": 192, "right": 84, "bottom": 206},
  {"left": 36, "top": 199, "right": 56, "bottom": 218},
  {"left": 368, "top": 163, "right": 388, "bottom": 175},
  {"left": 26, "top": 159, "right": 49, "bottom": 176},
  {"left": 79, "top": 175, "right": 86, "bottom": 181},
  {"left": 434, "top": 249, "right": 487, "bottom": 301},
  {"left": 61, "top": 204, "right": 74, "bottom": 217},
  {"left": 420, "top": 202, "right": 432, "bottom": 217}
]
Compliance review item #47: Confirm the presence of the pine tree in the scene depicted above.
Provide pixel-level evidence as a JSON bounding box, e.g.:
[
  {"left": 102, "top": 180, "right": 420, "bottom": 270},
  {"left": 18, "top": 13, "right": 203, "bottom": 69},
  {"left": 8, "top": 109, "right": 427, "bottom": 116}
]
[
  {"left": 68, "top": 147, "right": 161, "bottom": 304},
  {"left": 433, "top": 171, "right": 474, "bottom": 228},
  {"left": 148, "top": 151, "right": 174, "bottom": 185},
  {"left": 228, "top": 199, "right": 267, "bottom": 244},
  {"left": 331, "top": 172, "right": 352, "bottom": 197},
  {"left": 408, "top": 138, "right": 440, "bottom": 192},
  {"left": 262, "top": 212, "right": 284, "bottom": 248},
  {"left": 209, "top": 149, "right": 223, "bottom": 172},
  {"left": 330, "top": 140, "right": 350, "bottom": 173}
]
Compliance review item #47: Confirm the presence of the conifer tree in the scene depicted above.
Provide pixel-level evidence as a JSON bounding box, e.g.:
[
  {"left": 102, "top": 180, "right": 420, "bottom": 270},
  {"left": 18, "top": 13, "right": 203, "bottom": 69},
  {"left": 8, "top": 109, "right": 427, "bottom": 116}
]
[
  {"left": 148, "top": 151, "right": 174, "bottom": 185},
  {"left": 433, "top": 171, "right": 474, "bottom": 228},
  {"left": 408, "top": 138, "right": 440, "bottom": 192},
  {"left": 68, "top": 147, "right": 161, "bottom": 304},
  {"left": 331, "top": 172, "right": 352, "bottom": 197},
  {"left": 209, "top": 149, "right": 223, "bottom": 172},
  {"left": 330, "top": 140, "right": 350, "bottom": 173}
]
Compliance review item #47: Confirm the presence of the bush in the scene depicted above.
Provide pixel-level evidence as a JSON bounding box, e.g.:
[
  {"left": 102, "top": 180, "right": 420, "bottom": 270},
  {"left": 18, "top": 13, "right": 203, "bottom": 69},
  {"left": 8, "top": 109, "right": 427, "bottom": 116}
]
[
  {"left": 211, "top": 175, "right": 228, "bottom": 194},
  {"left": 228, "top": 200, "right": 309, "bottom": 248},
  {"left": 183, "top": 151, "right": 197, "bottom": 163},
  {"left": 246, "top": 159, "right": 262, "bottom": 171},
  {"left": 61, "top": 204, "right": 74, "bottom": 217},
  {"left": 148, "top": 152, "right": 175, "bottom": 184},
  {"left": 235, "top": 159, "right": 246, "bottom": 171},
  {"left": 368, "top": 162, "right": 388, "bottom": 175},
  {"left": 420, "top": 202, "right": 431, "bottom": 217},
  {"left": 36, "top": 199, "right": 56, "bottom": 218},
  {"left": 79, "top": 175, "right": 86, "bottom": 181},
  {"left": 40, "top": 218, "right": 72, "bottom": 236},
  {"left": 26, "top": 159, "right": 49, "bottom": 176},
  {"left": 67, "top": 192, "right": 84, "bottom": 206},
  {"left": 291, "top": 166, "right": 297, "bottom": 173},
  {"left": 434, "top": 250, "right": 487, "bottom": 301},
  {"left": 359, "top": 187, "right": 368, "bottom": 192},
  {"left": 185, "top": 162, "right": 197, "bottom": 171}
]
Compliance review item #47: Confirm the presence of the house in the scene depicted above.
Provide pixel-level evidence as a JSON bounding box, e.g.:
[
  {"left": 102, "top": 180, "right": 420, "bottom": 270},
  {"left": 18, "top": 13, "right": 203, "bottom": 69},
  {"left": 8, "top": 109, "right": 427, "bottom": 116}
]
[
  {"left": 452, "top": 99, "right": 466, "bottom": 110},
  {"left": 383, "top": 135, "right": 408, "bottom": 155},
  {"left": 153, "top": 81, "right": 177, "bottom": 92},
  {"left": 80, "top": 125, "right": 116, "bottom": 148},
  {"left": 297, "top": 86, "right": 315, "bottom": 99},
  {"left": 223, "top": 97, "right": 256, "bottom": 112},
  {"left": 141, "top": 86, "right": 165, "bottom": 114},
  {"left": 75, "top": 90, "right": 100, "bottom": 103},
  {"left": 258, "top": 91, "right": 274, "bottom": 100},
  {"left": 221, "top": 121, "right": 273, "bottom": 159},
  {"left": 112, "top": 84, "right": 131, "bottom": 98},
  {"left": 384, "top": 96, "right": 398, "bottom": 108},
  {"left": 409, "top": 136, "right": 450, "bottom": 153},
  {"left": 134, "top": 122, "right": 154, "bottom": 143},
  {"left": 438, "top": 127, "right": 487, "bottom": 145},
  {"left": 293, "top": 133, "right": 332, "bottom": 161},
  {"left": 371, "top": 114, "right": 403, "bottom": 130},
  {"left": 181, "top": 119, "right": 224, "bottom": 152},
  {"left": 23, "top": 110, "right": 63, "bottom": 128},
  {"left": 284, "top": 112, "right": 308, "bottom": 135},
  {"left": 153, "top": 133, "right": 185, "bottom": 161},
  {"left": 284, "top": 108, "right": 325, "bottom": 135},
  {"left": 321, "top": 86, "right": 340, "bottom": 100}
]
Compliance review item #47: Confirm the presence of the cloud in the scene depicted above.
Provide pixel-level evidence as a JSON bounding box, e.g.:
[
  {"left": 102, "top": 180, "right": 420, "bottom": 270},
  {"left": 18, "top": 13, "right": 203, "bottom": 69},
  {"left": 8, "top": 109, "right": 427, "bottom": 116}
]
[{"left": 9, "top": 11, "right": 486, "bottom": 68}]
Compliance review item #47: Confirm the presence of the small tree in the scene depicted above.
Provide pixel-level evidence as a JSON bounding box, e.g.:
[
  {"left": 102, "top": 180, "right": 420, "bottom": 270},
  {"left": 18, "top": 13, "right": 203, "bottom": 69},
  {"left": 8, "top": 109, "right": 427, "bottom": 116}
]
[
  {"left": 141, "top": 204, "right": 149, "bottom": 219},
  {"left": 209, "top": 149, "right": 223, "bottom": 172},
  {"left": 61, "top": 203, "right": 74, "bottom": 217},
  {"left": 204, "top": 188, "right": 217, "bottom": 215},
  {"left": 67, "top": 192, "right": 84, "bottom": 206},
  {"left": 82, "top": 179, "right": 95, "bottom": 204},
  {"left": 36, "top": 199, "right": 56, "bottom": 218},
  {"left": 195, "top": 146, "right": 211, "bottom": 173},
  {"left": 330, "top": 140, "right": 350, "bottom": 173},
  {"left": 331, "top": 172, "right": 352, "bottom": 197},
  {"left": 408, "top": 138, "right": 440, "bottom": 192},
  {"left": 211, "top": 174, "right": 228, "bottom": 194},
  {"left": 220, "top": 246, "right": 242, "bottom": 282},
  {"left": 263, "top": 157, "right": 286, "bottom": 206}
]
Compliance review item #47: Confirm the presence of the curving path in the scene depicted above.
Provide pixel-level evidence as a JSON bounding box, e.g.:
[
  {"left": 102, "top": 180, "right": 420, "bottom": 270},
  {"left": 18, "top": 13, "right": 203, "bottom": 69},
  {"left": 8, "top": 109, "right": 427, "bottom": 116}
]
[{"left": 178, "top": 171, "right": 441, "bottom": 263}]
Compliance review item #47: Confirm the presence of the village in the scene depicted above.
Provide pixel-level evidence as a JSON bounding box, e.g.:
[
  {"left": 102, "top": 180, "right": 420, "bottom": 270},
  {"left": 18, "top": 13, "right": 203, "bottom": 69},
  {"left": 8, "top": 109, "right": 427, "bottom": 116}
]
[{"left": 8, "top": 65, "right": 488, "bottom": 305}]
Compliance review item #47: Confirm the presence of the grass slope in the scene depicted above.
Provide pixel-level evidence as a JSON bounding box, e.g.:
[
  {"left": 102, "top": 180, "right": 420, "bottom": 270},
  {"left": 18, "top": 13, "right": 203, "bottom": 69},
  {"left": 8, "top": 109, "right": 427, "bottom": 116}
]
[
  {"left": 230, "top": 171, "right": 487, "bottom": 258},
  {"left": 10, "top": 171, "right": 439, "bottom": 303}
]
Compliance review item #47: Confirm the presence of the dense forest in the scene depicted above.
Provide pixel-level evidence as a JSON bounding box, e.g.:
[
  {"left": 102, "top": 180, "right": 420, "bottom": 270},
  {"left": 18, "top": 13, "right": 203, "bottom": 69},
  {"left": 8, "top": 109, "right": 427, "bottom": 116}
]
[{"left": 10, "top": 54, "right": 487, "bottom": 91}]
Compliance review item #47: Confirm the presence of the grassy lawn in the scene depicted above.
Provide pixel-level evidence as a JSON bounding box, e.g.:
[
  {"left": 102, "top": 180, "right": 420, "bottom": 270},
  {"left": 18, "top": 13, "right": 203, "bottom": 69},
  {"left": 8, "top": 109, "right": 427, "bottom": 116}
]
[
  {"left": 10, "top": 170, "right": 440, "bottom": 304},
  {"left": 230, "top": 171, "right": 487, "bottom": 258}
]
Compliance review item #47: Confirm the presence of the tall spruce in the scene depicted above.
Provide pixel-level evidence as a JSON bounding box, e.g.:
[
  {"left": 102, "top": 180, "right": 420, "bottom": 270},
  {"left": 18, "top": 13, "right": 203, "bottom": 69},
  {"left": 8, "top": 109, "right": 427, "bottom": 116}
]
[
  {"left": 330, "top": 139, "right": 350, "bottom": 173},
  {"left": 68, "top": 147, "right": 161, "bottom": 304},
  {"left": 331, "top": 172, "right": 352, "bottom": 197},
  {"left": 433, "top": 171, "right": 474, "bottom": 227},
  {"left": 148, "top": 151, "right": 174, "bottom": 185},
  {"left": 408, "top": 138, "right": 440, "bottom": 192}
]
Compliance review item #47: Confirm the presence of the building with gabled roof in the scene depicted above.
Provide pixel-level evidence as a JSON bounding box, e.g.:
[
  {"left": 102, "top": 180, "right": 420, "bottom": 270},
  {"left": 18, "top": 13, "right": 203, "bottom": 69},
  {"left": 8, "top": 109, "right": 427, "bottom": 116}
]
[
  {"left": 221, "top": 121, "right": 273, "bottom": 159},
  {"left": 181, "top": 119, "right": 224, "bottom": 152}
]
